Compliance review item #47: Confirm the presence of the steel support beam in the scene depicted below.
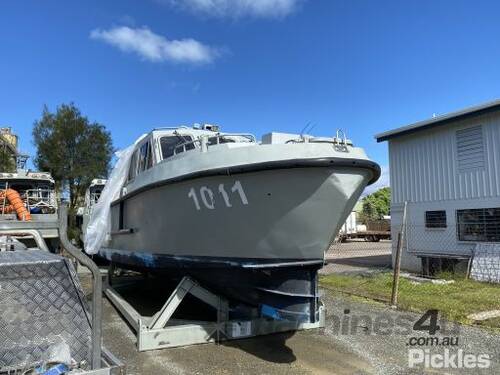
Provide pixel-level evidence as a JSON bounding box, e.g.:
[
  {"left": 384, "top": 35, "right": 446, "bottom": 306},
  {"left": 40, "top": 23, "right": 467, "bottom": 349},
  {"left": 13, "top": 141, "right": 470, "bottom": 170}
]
[{"left": 105, "top": 275, "right": 325, "bottom": 352}]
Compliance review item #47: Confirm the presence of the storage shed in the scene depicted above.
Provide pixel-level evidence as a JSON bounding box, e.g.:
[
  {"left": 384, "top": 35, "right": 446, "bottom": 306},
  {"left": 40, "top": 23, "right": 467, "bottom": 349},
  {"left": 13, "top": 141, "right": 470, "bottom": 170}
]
[{"left": 375, "top": 100, "right": 500, "bottom": 274}]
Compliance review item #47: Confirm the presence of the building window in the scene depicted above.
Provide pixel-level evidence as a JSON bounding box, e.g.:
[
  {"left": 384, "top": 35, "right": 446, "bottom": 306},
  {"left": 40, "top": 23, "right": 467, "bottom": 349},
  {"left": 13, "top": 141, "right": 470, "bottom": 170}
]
[
  {"left": 457, "top": 208, "right": 500, "bottom": 242},
  {"left": 456, "top": 125, "right": 485, "bottom": 172},
  {"left": 425, "top": 210, "right": 447, "bottom": 228}
]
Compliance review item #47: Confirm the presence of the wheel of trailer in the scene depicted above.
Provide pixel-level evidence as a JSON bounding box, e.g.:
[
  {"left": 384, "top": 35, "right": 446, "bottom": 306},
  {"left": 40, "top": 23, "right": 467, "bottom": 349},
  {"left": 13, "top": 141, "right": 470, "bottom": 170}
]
[
  {"left": 372, "top": 236, "right": 380, "bottom": 242},
  {"left": 365, "top": 235, "right": 373, "bottom": 242}
]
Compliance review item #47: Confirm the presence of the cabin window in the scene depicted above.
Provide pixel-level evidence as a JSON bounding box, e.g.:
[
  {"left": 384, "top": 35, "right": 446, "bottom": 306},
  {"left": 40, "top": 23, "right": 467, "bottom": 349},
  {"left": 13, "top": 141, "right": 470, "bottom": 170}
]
[
  {"left": 457, "top": 207, "right": 500, "bottom": 242},
  {"left": 138, "top": 141, "right": 153, "bottom": 173},
  {"left": 90, "top": 187, "right": 103, "bottom": 203},
  {"left": 425, "top": 210, "right": 447, "bottom": 228},
  {"left": 128, "top": 150, "right": 139, "bottom": 181},
  {"left": 160, "top": 136, "right": 194, "bottom": 160},
  {"left": 208, "top": 136, "right": 236, "bottom": 145}
]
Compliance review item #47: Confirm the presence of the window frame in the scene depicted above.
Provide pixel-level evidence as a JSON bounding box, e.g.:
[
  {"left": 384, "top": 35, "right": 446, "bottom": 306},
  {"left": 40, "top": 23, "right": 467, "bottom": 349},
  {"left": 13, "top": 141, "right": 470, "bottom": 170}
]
[
  {"left": 456, "top": 207, "right": 500, "bottom": 242},
  {"left": 425, "top": 210, "right": 447, "bottom": 229},
  {"left": 127, "top": 149, "right": 139, "bottom": 182},
  {"left": 159, "top": 135, "right": 195, "bottom": 161},
  {"left": 138, "top": 141, "right": 153, "bottom": 173},
  {"left": 128, "top": 137, "right": 155, "bottom": 183}
]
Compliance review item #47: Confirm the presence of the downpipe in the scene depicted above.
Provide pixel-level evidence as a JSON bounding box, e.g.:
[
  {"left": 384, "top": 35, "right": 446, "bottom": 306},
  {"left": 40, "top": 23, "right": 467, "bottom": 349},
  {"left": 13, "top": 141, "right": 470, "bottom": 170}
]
[{"left": 58, "top": 203, "right": 102, "bottom": 370}]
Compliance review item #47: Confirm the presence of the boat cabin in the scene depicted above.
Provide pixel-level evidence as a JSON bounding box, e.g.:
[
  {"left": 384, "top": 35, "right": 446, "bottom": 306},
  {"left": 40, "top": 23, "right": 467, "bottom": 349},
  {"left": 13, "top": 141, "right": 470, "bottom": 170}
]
[
  {"left": 84, "top": 178, "right": 107, "bottom": 215},
  {"left": 126, "top": 125, "right": 256, "bottom": 182}
]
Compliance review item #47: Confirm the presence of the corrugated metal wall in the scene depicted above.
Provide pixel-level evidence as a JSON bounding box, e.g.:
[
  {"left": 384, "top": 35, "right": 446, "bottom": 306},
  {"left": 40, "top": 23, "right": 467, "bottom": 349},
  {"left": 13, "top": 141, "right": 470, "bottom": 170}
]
[{"left": 389, "top": 112, "right": 500, "bottom": 204}]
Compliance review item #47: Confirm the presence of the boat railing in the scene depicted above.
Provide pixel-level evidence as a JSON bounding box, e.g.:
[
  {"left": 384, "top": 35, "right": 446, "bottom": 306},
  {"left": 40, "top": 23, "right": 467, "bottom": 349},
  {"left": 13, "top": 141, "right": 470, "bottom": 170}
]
[
  {"left": 25, "top": 189, "right": 58, "bottom": 212},
  {"left": 173, "top": 138, "right": 202, "bottom": 155},
  {"left": 0, "top": 187, "right": 57, "bottom": 216},
  {"left": 281, "top": 128, "right": 350, "bottom": 147},
  {"left": 335, "top": 129, "right": 348, "bottom": 145},
  {"left": 153, "top": 125, "right": 191, "bottom": 131},
  {"left": 173, "top": 133, "right": 256, "bottom": 155}
]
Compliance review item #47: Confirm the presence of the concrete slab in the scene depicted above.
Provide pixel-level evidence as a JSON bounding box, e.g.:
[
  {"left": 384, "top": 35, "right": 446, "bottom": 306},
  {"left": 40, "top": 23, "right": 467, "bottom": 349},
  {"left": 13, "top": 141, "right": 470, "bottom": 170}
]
[{"left": 322, "top": 240, "right": 392, "bottom": 275}]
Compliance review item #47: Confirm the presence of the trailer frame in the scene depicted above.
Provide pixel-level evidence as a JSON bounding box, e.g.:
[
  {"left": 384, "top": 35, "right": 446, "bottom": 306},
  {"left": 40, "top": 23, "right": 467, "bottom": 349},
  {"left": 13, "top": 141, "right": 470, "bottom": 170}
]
[{"left": 104, "top": 273, "right": 325, "bottom": 351}]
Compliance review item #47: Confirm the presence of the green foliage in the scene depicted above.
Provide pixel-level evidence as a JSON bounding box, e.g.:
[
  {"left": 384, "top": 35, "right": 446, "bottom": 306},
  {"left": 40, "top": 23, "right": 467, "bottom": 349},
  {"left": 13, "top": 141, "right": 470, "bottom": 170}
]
[
  {"left": 360, "top": 187, "right": 391, "bottom": 222},
  {"left": 320, "top": 272, "right": 500, "bottom": 329},
  {"left": 0, "top": 146, "right": 16, "bottom": 172},
  {"left": 32, "top": 103, "right": 113, "bottom": 211}
]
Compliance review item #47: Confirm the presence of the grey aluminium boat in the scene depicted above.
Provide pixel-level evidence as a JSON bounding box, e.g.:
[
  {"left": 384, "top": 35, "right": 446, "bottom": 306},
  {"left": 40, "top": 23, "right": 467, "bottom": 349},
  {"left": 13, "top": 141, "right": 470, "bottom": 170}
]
[{"left": 100, "top": 125, "right": 380, "bottom": 320}]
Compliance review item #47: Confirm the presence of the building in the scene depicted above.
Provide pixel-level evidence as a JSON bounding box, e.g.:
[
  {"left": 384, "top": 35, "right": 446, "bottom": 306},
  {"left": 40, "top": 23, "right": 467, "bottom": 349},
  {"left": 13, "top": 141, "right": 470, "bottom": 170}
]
[
  {"left": 375, "top": 100, "right": 500, "bottom": 273},
  {"left": 0, "top": 127, "right": 28, "bottom": 170},
  {"left": 0, "top": 127, "right": 18, "bottom": 168}
]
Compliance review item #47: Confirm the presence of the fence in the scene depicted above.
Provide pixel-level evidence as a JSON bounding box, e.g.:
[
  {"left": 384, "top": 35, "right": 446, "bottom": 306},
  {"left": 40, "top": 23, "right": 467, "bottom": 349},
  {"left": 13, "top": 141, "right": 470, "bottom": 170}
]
[
  {"left": 321, "top": 202, "right": 492, "bottom": 305},
  {"left": 321, "top": 233, "right": 396, "bottom": 302}
]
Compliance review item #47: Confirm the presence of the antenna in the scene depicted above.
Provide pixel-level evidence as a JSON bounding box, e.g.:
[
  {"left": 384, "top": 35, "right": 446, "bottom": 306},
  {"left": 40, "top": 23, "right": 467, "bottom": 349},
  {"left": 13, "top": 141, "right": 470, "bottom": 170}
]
[{"left": 300, "top": 121, "right": 312, "bottom": 136}]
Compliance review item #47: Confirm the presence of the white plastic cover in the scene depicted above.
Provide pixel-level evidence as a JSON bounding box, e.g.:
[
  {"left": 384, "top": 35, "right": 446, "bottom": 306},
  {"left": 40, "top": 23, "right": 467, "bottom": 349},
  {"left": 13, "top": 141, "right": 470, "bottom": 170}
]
[
  {"left": 84, "top": 135, "right": 146, "bottom": 254},
  {"left": 43, "top": 338, "right": 72, "bottom": 366}
]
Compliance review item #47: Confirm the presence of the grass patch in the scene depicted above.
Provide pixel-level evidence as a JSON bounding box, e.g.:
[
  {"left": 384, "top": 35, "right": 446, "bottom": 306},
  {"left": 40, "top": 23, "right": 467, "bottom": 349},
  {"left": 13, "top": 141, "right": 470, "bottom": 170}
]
[
  {"left": 477, "top": 317, "right": 500, "bottom": 331},
  {"left": 320, "top": 272, "right": 500, "bottom": 328}
]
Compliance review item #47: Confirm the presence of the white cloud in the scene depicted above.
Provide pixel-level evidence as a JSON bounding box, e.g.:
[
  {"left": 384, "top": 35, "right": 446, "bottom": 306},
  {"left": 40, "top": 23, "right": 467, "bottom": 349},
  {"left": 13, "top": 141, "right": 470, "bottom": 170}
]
[
  {"left": 167, "top": 0, "right": 302, "bottom": 18},
  {"left": 362, "top": 165, "right": 390, "bottom": 196},
  {"left": 90, "top": 26, "right": 219, "bottom": 64}
]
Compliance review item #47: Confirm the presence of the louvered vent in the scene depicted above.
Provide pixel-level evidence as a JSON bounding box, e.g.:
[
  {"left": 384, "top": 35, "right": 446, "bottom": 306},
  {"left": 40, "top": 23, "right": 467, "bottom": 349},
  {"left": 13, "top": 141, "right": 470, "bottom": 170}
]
[{"left": 456, "top": 125, "right": 485, "bottom": 172}]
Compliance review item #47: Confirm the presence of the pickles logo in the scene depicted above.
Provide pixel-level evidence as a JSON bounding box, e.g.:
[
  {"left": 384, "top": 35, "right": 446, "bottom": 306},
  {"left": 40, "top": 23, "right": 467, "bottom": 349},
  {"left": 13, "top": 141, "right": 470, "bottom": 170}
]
[
  {"left": 408, "top": 349, "right": 491, "bottom": 369},
  {"left": 407, "top": 310, "right": 491, "bottom": 370}
]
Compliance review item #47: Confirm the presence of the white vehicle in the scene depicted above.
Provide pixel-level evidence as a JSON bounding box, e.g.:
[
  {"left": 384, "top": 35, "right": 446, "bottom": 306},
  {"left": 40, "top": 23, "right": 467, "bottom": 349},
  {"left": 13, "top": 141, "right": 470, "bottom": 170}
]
[
  {"left": 78, "top": 178, "right": 107, "bottom": 240},
  {"left": 0, "top": 170, "right": 59, "bottom": 250}
]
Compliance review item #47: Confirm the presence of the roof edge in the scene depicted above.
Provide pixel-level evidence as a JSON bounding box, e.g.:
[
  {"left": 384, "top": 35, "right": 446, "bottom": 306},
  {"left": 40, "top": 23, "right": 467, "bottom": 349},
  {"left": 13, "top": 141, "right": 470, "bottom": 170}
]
[{"left": 375, "top": 99, "right": 500, "bottom": 142}]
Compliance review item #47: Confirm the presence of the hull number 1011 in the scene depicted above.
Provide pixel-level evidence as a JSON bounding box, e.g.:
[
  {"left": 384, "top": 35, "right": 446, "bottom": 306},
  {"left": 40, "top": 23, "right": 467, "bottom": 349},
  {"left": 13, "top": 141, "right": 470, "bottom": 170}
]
[{"left": 188, "top": 181, "right": 248, "bottom": 210}]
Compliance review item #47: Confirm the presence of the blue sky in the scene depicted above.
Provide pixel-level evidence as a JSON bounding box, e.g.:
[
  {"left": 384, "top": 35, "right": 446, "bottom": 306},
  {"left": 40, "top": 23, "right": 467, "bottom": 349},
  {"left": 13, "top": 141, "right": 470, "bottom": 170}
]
[{"left": 2, "top": 0, "right": 500, "bottom": 189}]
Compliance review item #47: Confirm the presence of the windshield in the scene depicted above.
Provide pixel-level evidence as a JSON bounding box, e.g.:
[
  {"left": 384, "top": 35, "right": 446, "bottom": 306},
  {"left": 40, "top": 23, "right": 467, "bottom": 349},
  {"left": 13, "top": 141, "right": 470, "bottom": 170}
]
[{"left": 160, "top": 135, "right": 195, "bottom": 160}]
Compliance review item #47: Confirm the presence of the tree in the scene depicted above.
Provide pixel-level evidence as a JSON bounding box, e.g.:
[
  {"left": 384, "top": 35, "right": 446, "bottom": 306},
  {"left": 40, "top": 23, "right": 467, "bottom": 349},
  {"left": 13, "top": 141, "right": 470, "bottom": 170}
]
[
  {"left": 33, "top": 103, "right": 113, "bottom": 213},
  {"left": 360, "top": 187, "right": 391, "bottom": 222}
]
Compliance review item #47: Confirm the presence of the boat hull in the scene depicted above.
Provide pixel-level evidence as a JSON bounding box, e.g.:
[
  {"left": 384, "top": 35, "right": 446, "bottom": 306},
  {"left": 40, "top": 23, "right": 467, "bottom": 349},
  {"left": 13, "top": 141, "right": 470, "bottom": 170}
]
[
  {"left": 102, "top": 250, "right": 321, "bottom": 320},
  {"left": 106, "top": 166, "right": 370, "bottom": 261},
  {"left": 101, "top": 165, "right": 371, "bottom": 318}
]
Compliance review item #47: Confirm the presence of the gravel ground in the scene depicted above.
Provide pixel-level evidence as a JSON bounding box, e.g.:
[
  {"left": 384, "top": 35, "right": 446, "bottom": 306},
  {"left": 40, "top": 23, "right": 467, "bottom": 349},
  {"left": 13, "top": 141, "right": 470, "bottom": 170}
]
[
  {"left": 81, "top": 274, "right": 499, "bottom": 374},
  {"left": 322, "top": 240, "right": 392, "bottom": 274},
  {"left": 321, "top": 291, "right": 500, "bottom": 375},
  {"left": 97, "top": 279, "right": 373, "bottom": 375},
  {"left": 326, "top": 240, "right": 392, "bottom": 260}
]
